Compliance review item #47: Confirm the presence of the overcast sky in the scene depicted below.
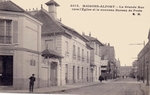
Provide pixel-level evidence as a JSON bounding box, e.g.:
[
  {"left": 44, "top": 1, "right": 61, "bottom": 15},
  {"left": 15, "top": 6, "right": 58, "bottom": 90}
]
[{"left": 12, "top": 0, "right": 150, "bottom": 66}]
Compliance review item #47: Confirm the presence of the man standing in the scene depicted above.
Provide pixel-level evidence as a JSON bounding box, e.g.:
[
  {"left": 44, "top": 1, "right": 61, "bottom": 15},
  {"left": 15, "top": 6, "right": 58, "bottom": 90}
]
[
  {"left": 99, "top": 75, "right": 104, "bottom": 82},
  {"left": 29, "top": 74, "right": 36, "bottom": 93}
]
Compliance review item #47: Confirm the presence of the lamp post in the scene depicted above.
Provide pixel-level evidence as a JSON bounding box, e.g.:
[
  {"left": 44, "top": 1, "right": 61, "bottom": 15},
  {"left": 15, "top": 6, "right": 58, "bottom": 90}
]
[{"left": 146, "top": 61, "right": 149, "bottom": 86}]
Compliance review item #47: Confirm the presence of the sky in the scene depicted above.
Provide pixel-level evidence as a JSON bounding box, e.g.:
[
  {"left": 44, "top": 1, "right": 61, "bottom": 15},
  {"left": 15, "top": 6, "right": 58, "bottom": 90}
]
[{"left": 12, "top": 0, "right": 150, "bottom": 66}]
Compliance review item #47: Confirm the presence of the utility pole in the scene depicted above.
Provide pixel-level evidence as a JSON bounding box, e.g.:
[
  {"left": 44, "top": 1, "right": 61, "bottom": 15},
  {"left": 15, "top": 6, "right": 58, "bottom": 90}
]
[{"left": 129, "top": 41, "right": 145, "bottom": 83}]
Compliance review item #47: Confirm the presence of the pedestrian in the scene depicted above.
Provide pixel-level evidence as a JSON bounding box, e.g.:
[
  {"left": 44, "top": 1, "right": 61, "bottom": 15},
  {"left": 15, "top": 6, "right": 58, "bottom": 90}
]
[
  {"left": 99, "top": 75, "right": 103, "bottom": 82},
  {"left": 29, "top": 74, "right": 36, "bottom": 93}
]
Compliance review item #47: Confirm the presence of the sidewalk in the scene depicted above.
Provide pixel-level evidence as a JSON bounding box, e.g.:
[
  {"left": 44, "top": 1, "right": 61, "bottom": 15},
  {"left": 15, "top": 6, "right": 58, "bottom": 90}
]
[
  {"left": 0, "top": 79, "right": 117, "bottom": 94},
  {"left": 140, "top": 83, "right": 150, "bottom": 95}
]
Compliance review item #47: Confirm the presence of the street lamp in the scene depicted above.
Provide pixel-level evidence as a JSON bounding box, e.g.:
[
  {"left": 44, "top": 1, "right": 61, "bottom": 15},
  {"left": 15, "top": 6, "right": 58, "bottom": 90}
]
[{"left": 146, "top": 61, "right": 149, "bottom": 86}]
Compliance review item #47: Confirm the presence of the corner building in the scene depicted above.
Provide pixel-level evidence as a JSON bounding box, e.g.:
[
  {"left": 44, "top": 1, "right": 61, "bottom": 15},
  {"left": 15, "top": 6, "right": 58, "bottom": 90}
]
[
  {"left": 30, "top": 0, "right": 93, "bottom": 87},
  {"left": 0, "top": 1, "right": 42, "bottom": 89}
]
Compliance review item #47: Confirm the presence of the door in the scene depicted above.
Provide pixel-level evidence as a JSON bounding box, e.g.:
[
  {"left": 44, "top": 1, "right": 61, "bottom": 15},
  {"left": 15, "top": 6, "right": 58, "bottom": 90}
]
[
  {"left": 73, "top": 66, "right": 75, "bottom": 83},
  {"left": 0, "top": 56, "right": 13, "bottom": 86},
  {"left": 50, "top": 62, "right": 57, "bottom": 86},
  {"left": 65, "top": 64, "right": 68, "bottom": 84}
]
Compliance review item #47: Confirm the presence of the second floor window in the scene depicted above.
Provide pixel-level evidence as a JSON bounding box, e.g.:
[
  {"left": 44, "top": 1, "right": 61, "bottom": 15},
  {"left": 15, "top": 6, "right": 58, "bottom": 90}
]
[
  {"left": 66, "top": 41, "right": 68, "bottom": 52},
  {"left": 73, "top": 45, "right": 76, "bottom": 56},
  {"left": 78, "top": 47, "right": 80, "bottom": 56},
  {"left": 82, "top": 49, "right": 84, "bottom": 61},
  {"left": 45, "top": 40, "right": 54, "bottom": 50},
  {"left": 0, "top": 20, "right": 12, "bottom": 44}
]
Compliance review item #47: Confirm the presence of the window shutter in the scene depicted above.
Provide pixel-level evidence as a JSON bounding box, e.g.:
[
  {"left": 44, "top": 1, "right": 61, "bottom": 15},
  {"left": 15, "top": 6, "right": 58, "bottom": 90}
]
[{"left": 13, "top": 21, "right": 18, "bottom": 43}]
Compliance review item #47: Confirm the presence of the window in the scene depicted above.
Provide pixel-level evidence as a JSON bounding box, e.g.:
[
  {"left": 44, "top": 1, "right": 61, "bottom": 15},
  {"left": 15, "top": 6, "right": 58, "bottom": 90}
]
[
  {"left": 73, "top": 45, "right": 76, "bottom": 59},
  {"left": 65, "top": 41, "right": 69, "bottom": 56},
  {"left": 82, "top": 49, "right": 84, "bottom": 61},
  {"left": 45, "top": 40, "right": 54, "bottom": 50},
  {"left": 77, "top": 66, "right": 79, "bottom": 79},
  {"left": 30, "top": 59, "right": 36, "bottom": 66},
  {"left": 87, "top": 51, "right": 89, "bottom": 62},
  {"left": 0, "top": 20, "right": 12, "bottom": 44},
  {"left": 66, "top": 41, "right": 68, "bottom": 52},
  {"left": 82, "top": 67, "right": 83, "bottom": 79},
  {"left": 73, "top": 45, "right": 75, "bottom": 55},
  {"left": 78, "top": 47, "right": 80, "bottom": 60}
]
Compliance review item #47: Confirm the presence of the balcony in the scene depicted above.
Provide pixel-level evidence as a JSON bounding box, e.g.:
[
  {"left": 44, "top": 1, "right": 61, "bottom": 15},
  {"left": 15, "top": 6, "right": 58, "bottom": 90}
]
[{"left": 0, "top": 36, "right": 12, "bottom": 44}]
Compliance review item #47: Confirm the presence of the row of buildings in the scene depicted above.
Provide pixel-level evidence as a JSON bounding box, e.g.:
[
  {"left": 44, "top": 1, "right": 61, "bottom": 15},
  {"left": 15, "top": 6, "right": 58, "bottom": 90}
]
[
  {"left": 131, "top": 30, "right": 150, "bottom": 85},
  {"left": 0, "top": 0, "right": 120, "bottom": 89}
]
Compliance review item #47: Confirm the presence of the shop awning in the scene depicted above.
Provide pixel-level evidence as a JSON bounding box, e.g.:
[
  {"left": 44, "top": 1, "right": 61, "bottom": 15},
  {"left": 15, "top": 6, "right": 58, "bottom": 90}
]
[{"left": 42, "top": 49, "right": 63, "bottom": 58}]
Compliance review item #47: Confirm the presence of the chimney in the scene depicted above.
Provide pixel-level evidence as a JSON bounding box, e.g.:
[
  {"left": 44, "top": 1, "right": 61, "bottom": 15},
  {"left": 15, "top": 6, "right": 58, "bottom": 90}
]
[
  {"left": 89, "top": 32, "right": 91, "bottom": 37},
  {"left": 45, "top": 0, "right": 60, "bottom": 19},
  {"left": 82, "top": 32, "right": 85, "bottom": 35},
  {"left": 108, "top": 43, "right": 110, "bottom": 46}
]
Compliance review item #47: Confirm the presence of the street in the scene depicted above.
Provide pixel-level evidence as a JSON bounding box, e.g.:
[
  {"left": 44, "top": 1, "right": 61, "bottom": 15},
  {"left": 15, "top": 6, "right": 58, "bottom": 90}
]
[{"left": 50, "top": 78, "right": 144, "bottom": 95}]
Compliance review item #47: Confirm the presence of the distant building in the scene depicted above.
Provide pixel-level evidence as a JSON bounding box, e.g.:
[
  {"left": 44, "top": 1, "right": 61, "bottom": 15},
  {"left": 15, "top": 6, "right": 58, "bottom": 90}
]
[
  {"left": 115, "top": 58, "right": 121, "bottom": 77},
  {"left": 120, "top": 66, "right": 132, "bottom": 77},
  {"left": 101, "top": 43, "right": 117, "bottom": 79},
  {"left": 132, "top": 60, "right": 138, "bottom": 78},
  {"left": 83, "top": 33, "right": 104, "bottom": 81}
]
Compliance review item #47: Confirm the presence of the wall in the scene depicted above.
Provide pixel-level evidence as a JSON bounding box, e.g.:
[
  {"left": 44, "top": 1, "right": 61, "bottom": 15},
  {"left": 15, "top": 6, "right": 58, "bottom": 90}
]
[{"left": 60, "top": 35, "right": 92, "bottom": 85}]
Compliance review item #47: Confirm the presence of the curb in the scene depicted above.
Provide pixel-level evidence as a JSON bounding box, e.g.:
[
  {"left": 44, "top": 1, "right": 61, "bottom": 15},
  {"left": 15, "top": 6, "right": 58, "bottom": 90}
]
[{"left": 48, "top": 79, "right": 119, "bottom": 94}]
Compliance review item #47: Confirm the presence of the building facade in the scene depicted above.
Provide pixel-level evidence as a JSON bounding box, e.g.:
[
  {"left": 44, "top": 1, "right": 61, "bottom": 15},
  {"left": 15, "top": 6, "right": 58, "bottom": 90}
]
[
  {"left": 137, "top": 30, "right": 150, "bottom": 83},
  {"left": 115, "top": 59, "right": 121, "bottom": 77},
  {"left": 0, "top": 0, "right": 119, "bottom": 90},
  {"left": 30, "top": 0, "right": 93, "bottom": 87},
  {"left": 0, "top": 0, "right": 42, "bottom": 89},
  {"left": 100, "top": 43, "right": 117, "bottom": 79},
  {"left": 120, "top": 66, "right": 132, "bottom": 78},
  {"left": 83, "top": 33, "right": 104, "bottom": 81},
  {"left": 131, "top": 60, "right": 138, "bottom": 78}
]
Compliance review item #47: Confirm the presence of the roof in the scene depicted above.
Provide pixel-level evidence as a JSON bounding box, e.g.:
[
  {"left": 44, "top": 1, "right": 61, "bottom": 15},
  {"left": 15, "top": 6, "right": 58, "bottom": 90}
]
[
  {"left": 86, "top": 43, "right": 94, "bottom": 50},
  {"left": 42, "top": 49, "right": 63, "bottom": 58},
  {"left": 83, "top": 34, "right": 104, "bottom": 46},
  {"left": 33, "top": 9, "right": 66, "bottom": 34},
  {"left": 45, "top": 0, "right": 60, "bottom": 6},
  {"left": 0, "top": 1, "right": 42, "bottom": 24},
  {"left": 0, "top": 1, "right": 25, "bottom": 12},
  {"left": 33, "top": 9, "right": 89, "bottom": 42}
]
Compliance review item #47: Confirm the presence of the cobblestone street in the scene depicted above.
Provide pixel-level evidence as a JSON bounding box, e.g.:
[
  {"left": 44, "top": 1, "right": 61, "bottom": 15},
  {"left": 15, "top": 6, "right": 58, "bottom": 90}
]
[{"left": 51, "top": 78, "right": 144, "bottom": 95}]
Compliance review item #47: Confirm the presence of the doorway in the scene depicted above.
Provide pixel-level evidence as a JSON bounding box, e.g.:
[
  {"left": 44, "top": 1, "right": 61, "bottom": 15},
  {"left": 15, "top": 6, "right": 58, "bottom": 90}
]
[
  {"left": 73, "top": 66, "right": 75, "bottom": 83},
  {"left": 0, "top": 56, "right": 13, "bottom": 86},
  {"left": 50, "top": 62, "right": 57, "bottom": 86},
  {"left": 65, "top": 64, "right": 68, "bottom": 84}
]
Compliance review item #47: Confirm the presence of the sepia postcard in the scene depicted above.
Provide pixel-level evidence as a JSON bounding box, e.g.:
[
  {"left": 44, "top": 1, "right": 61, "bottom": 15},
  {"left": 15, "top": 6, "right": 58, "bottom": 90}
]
[{"left": 0, "top": 0, "right": 150, "bottom": 95}]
